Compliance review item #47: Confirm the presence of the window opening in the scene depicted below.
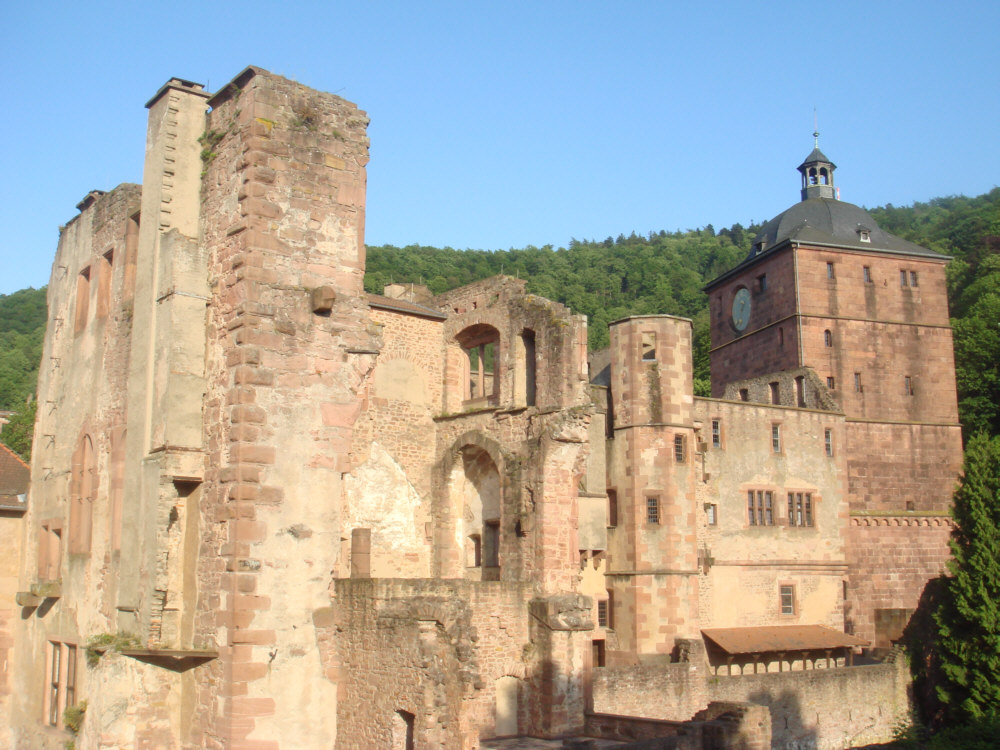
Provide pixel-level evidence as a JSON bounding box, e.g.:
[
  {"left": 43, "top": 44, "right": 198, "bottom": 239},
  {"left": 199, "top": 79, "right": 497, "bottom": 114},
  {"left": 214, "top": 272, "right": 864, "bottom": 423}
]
[
  {"left": 827, "top": 376, "right": 835, "bottom": 390},
  {"left": 795, "top": 376, "right": 805, "bottom": 407},
  {"left": 592, "top": 639, "right": 606, "bottom": 667},
  {"left": 641, "top": 332, "right": 656, "bottom": 361},
  {"left": 706, "top": 504, "right": 718, "bottom": 525},
  {"left": 780, "top": 585, "right": 796, "bottom": 615},
  {"left": 605, "top": 589, "right": 615, "bottom": 629},
  {"left": 646, "top": 496, "right": 660, "bottom": 525},
  {"left": 711, "top": 419, "right": 721, "bottom": 448},
  {"left": 910, "top": 271, "right": 919, "bottom": 287},
  {"left": 863, "top": 266, "right": 872, "bottom": 283},
  {"left": 771, "top": 424, "right": 781, "bottom": 453},
  {"left": 739, "top": 388, "right": 749, "bottom": 402},
  {"left": 607, "top": 489, "right": 618, "bottom": 527},
  {"left": 96, "top": 250, "right": 113, "bottom": 319},
  {"left": 854, "top": 372, "right": 863, "bottom": 393},
  {"left": 521, "top": 330, "right": 536, "bottom": 406},
  {"left": 905, "top": 376, "right": 914, "bottom": 396},
  {"left": 597, "top": 600, "right": 608, "bottom": 628},
  {"left": 48, "top": 642, "right": 61, "bottom": 726},
  {"left": 824, "top": 429, "right": 834, "bottom": 457},
  {"left": 757, "top": 274, "right": 767, "bottom": 292},
  {"left": 458, "top": 325, "right": 500, "bottom": 404},
  {"left": 769, "top": 381, "right": 780, "bottom": 405},
  {"left": 824, "top": 329, "right": 833, "bottom": 347},
  {"left": 779, "top": 327, "right": 784, "bottom": 348},
  {"left": 748, "top": 490, "right": 775, "bottom": 526},
  {"left": 900, "top": 270, "right": 908, "bottom": 287},
  {"left": 674, "top": 434, "right": 686, "bottom": 462},
  {"left": 827, "top": 262, "right": 835, "bottom": 279},
  {"left": 788, "top": 493, "right": 814, "bottom": 527}
]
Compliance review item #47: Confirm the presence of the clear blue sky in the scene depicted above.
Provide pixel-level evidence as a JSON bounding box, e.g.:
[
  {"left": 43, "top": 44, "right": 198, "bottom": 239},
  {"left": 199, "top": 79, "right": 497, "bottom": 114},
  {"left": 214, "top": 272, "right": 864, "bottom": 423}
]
[{"left": 1, "top": 1, "right": 998, "bottom": 296}]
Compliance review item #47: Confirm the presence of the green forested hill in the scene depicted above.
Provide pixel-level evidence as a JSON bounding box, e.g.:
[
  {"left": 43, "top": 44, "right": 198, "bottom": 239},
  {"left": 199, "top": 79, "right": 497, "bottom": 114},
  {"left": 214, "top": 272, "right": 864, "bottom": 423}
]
[{"left": 1, "top": 187, "right": 997, "bottom": 462}]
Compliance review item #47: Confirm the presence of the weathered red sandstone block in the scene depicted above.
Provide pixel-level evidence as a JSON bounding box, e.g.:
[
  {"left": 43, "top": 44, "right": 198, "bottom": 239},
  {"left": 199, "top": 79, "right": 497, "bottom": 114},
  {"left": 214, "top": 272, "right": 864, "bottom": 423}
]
[{"left": 230, "top": 629, "right": 277, "bottom": 645}]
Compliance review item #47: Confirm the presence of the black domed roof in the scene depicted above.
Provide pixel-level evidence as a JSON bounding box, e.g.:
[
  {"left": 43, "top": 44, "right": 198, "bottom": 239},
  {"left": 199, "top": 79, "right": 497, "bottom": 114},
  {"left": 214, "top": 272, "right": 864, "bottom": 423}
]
[{"left": 751, "top": 197, "right": 938, "bottom": 257}]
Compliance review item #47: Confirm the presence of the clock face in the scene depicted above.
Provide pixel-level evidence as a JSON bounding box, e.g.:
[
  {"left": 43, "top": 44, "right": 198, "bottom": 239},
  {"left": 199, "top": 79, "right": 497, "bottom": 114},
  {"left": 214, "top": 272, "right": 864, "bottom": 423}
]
[{"left": 732, "top": 288, "right": 751, "bottom": 331}]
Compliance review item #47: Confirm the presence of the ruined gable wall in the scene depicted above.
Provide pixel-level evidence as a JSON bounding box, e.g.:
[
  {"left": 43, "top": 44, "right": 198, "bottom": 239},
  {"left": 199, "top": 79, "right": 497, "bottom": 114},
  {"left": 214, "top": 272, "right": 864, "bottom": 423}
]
[
  {"left": 196, "top": 68, "right": 376, "bottom": 748},
  {"left": 12, "top": 184, "right": 140, "bottom": 748},
  {"left": 341, "top": 307, "right": 444, "bottom": 578}
]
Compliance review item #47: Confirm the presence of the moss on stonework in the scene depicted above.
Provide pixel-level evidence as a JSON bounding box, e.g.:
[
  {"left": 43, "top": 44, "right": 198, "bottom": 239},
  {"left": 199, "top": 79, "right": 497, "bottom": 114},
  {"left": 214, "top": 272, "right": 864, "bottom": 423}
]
[
  {"left": 85, "top": 632, "right": 141, "bottom": 667},
  {"left": 647, "top": 362, "right": 663, "bottom": 423}
]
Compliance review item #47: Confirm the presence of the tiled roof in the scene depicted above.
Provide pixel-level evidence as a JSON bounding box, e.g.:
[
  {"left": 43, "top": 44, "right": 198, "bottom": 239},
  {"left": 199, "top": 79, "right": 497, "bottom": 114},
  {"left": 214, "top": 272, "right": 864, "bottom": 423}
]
[{"left": 702, "top": 624, "right": 868, "bottom": 654}]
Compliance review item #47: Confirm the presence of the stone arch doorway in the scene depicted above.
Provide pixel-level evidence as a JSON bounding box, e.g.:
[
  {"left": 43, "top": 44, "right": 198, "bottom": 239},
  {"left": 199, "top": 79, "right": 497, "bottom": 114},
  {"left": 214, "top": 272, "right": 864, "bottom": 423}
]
[{"left": 447, "top": 445, "right": 502, "bottom": 581}]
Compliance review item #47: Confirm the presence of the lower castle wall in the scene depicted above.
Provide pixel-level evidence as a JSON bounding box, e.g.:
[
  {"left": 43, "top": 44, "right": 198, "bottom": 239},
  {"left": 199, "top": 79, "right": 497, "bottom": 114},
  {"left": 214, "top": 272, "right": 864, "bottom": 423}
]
[{"left": 593, "top": 657, "right": 907, "bottom": 750}]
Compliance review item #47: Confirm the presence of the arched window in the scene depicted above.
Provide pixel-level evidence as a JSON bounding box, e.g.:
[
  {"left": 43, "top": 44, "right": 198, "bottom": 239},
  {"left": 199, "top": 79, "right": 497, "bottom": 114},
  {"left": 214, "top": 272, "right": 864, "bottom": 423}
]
[{"left": 824, "top": 330, "right": 833, "bottom": 347}]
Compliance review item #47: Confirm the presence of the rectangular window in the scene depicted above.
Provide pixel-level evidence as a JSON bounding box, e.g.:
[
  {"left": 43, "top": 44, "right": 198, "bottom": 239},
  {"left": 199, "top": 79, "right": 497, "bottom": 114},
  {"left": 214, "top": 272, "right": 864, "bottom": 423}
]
[
  {"left": 65, "top": 645, "right": 76, "bottom": 709},
  {"left": 748, "top": 490, "right": 775, "bottom": 526},
  {"left": 910, "top": 271, "right": 919, "bottom": 287},
  {"left": 826, "top": 262, "right": 835, "bottom": 279},
  {"left": 646, "top": 496, "right": 660, "bottom": 525},
  {"left": 739, "top": 388, "right": 749, "bottom": 402},
  {"left": 900, "top": 269, "right": 909, "bottom": 287},
  {"left": 758, "top": 274, "right": 767, "bottom": 292},
  {"left": 769, "top": 381, "right": 780, "bottom": 405},
  {"left": 607, "top": 489, "right": 618, "bottom": 528},
  {"left": 780, "top": 585, "right": 796, "bottom": 615},
  {"left": 905, "top": 376, "right": 914, "bottom": 396},
  {"left": 674, "top": 434, "right": 686, "bottom": 462},
  {"left": 597, "top": 600, "right": 609, "bottom": 628},
  {"left": 827, "top": 376, "right": 836, "bottom": 390},
  {"left": 824, "top": 428, "right": 834, "bottom": 457},
  {"left": 48, "top": 642, "right": 61, "bottom": 726},
  {"left": 854, "top": 372, "right": 862, "bottom": 392},
  {"left": 706, "top": 503, "right": 718, "bottom": 526},
  {"left": 863, "top": 266, "right": 872, "bottom": 284},
  {"left": 641, "top": 332, "right": 656, "bottom": 361},
  {"left": 788, "top": 492, "right": 814, "bottom": 527},
  {"left": 605, "top": 589, "right": 615, "bottom": 629},
  {"left": 711, "top": 419, "right": 721, "bottom": 448},
  {"left": 771, "top": 424, "right": 781, "bottom": 453},
  {"left": 795, "top": 376, "right": 805, "bottom": 407}
]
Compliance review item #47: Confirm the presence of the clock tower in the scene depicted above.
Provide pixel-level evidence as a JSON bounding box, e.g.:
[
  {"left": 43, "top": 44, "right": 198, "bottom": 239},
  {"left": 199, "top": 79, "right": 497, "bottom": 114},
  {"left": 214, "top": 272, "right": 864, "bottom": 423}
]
[{"left": 704, "top": 139, "right": 964, "bottom": 644}]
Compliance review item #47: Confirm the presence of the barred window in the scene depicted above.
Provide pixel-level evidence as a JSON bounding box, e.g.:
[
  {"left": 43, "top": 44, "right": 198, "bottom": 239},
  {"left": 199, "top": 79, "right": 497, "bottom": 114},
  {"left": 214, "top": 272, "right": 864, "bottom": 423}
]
[
  {"left": 787, "top": 492, "right": 814, "bottom": 527},
  {"left": 646, "top": 496, "right": 660, "bottom": 525}
]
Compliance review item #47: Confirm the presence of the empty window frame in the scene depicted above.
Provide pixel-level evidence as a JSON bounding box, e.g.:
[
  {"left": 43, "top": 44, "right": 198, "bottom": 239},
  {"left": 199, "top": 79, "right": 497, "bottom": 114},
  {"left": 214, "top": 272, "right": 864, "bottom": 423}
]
[
  {"left": 787, "top": 492, "right": 814, "bottom": 527},
  {"left": 827, "top": 376, "right": 836, "bottom": 390},
  {"left": 824, "top": 428, "right": 834, "bottom": 457},
  {"left": 674, "top": 434, "right": 686, "bottom": 462},
  {"left": 771, "top": 424, "right": 781, "bottom": 453},
  {"left": 757, "top": 274, "right": 767, "bottom": 292},
  {"left": 711, "top": 419, "right": 721, "bottom": 448},
  {"left": 747, "top": 490, "right": 774, "bottom": 526},
  {"left": 780, "top": 585, "right": 796, "bottom": 615},
  {"left": 769, "top": 381, "right": 780, "bottom": 405},
  {"left": 826, "top": 262, "right": 835, "bottom": 279},
  {"left": 46, "top": 642, "right": 76, "bottom": 727},
  {"left": 739, "top": 388, "right": 749, "bottom": 402},
  {"left": 900, "top": 269, "right": 909, "bottom": 287},
  {"left": 607, "top": 489, "right": 618, "bottom": 527},
  {"left": 605, "top": 589, "right": 615, "bottom": 629},
  {"left": 641, "top": 332, "right": 656, "bottom": 361},
  {"left": 795, "top": 376, "right": 805, "bottom": 407},
  {"left": 863, "top": 266, "right": 872, "bottom": 284},
  {"left": 646, "top": 495, "right": 660, "bottom": 525},
  {"left": 910, "top": 271, "right": 919, "bottom": 287}
]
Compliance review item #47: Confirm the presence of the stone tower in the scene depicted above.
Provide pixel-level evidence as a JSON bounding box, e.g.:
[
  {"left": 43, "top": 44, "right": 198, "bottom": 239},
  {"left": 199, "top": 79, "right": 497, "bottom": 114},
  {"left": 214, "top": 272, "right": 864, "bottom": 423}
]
[{"left": 704, "top": 141, "right": 963, "bottom": 645}]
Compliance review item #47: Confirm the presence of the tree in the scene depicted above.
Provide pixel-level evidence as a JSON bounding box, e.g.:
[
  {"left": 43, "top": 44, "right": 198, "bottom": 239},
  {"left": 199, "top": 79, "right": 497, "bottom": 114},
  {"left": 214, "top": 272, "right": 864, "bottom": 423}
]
[
  {"left": 1, "top": 397, "right": 36, "bottom": 462},
  {"left": 933, "top": 432, "right": 1000, "bottom": 723}
]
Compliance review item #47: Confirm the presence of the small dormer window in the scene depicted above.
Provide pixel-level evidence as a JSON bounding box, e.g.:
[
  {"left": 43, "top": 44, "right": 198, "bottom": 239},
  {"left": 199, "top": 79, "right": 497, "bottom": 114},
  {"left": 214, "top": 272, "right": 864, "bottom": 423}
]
[
  {"left": 857, "top": 227, "right": 871, "bottom": 243},
  {"left": 753, "top": 241, "right": 765, "bottom": 256}
]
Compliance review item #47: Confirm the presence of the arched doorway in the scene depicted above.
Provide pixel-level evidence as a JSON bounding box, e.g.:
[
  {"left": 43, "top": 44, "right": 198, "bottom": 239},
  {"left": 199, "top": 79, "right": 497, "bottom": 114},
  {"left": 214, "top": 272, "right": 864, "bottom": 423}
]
[{"left": 447, "top": 446, "right": 502, "bottom": 581}]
